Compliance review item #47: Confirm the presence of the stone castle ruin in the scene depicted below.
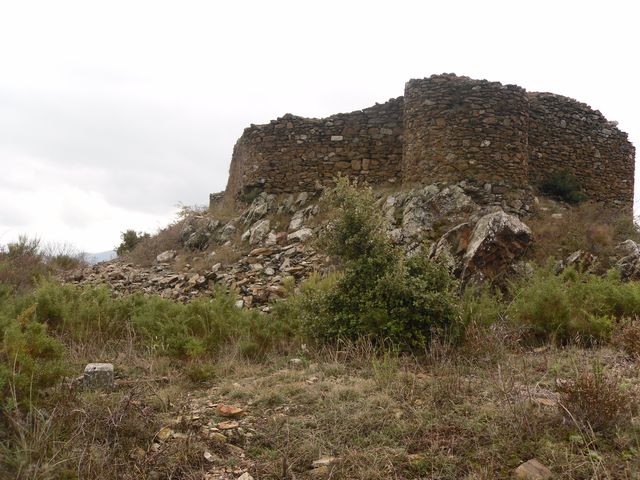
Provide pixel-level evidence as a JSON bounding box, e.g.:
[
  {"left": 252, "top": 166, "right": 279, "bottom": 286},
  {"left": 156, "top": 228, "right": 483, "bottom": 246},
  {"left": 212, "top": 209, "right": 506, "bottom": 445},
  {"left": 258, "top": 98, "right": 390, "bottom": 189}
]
[{"left": 224, "top": 74, "right": 635, "bottom": 212}]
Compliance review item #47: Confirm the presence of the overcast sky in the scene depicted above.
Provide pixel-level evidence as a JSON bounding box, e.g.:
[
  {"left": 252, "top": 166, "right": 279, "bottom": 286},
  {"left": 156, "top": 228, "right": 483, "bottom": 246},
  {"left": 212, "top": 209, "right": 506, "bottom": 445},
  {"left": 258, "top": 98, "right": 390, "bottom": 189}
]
[{"left": 1, "top": 0, "right": 638, "bottom": 252}]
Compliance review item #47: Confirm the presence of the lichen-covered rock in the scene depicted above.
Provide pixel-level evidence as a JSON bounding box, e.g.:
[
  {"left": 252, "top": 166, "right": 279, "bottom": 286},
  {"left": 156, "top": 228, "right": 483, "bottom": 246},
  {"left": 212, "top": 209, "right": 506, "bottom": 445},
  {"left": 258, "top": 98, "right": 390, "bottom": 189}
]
[
  {"left": 401, "top": 184, "right": 478, "bottom": 240},
  {"left": 240, "top": 193, "right": 275, "bottom": 224},
  {"left": 287, "top": 228, "right": 313, "bottom": 243},
  {"left": 461, "top": 211, "right": 532, "bottom": 282},
  {"left": 617, "top": 239, "right": 640, "bottom": 281},
  {"left": 84, "top": 363, "right": 114, "bottom": 390},
  {"left": 181, "top": 217, "right": 220, "bottom": 250},
  {"left": 556, "top": 249, "right": 598, "bottom": 273},
  {"left": 617, "top": 239, "right": 640, "bottom": 257},
  {"left": 430, "top": 222, "right": 474, "bottom": 273},
  {"left": 219, "top": 221, "right": 237, "bottom": 242},
  {"left": 156, "top": 250, "right": 176, "bottom": 263},
  {"left": 242, "top": 219, "right": 270, "bottom": 245}
]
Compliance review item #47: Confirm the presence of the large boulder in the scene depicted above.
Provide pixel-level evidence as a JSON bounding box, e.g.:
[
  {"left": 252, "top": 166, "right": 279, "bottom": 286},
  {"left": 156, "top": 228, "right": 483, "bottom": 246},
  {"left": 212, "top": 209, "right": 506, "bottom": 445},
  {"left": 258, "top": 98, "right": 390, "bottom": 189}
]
[
  {"left": 462, "top": 211, "right": 532, "bottom": 282},
  {"left": 432, "top": 210, "right": 532, "bottom": 282},
  {"left": 430, "top": 222, "right": 473, "bottom": 273},
  {"left": 616, "top": 239, "right": 640, "bottom": 281},
  {"left": 242, "top": 219, "right": 271, "bottom": 245},
  {"left": 401, "top": 184, "right": 478, "bottom": 241}
]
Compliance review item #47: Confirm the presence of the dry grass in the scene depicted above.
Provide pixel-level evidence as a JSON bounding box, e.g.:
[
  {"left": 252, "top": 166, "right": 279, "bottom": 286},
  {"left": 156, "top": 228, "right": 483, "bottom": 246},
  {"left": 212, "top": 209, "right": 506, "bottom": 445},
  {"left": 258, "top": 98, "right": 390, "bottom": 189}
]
[
  {"left": 3, "top": 333, "right": 640, "bottom": 479},
  {"left": 124, "top": 220, "right": 185, "bottom": 266},
  {"left": 612, "top": 317, "right": 640, "bottom": 359},
  {"left": 528, "top": 201, "right": 640, "bottom": 267},
  {"left": 557, "top": 362, "right": 637, "bottom": 431}
]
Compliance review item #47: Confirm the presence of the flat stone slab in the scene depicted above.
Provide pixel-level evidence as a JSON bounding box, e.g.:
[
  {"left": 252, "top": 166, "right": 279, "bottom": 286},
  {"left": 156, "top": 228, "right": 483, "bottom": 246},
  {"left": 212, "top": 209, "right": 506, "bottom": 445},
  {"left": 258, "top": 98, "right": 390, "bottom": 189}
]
[
  {"left": 83, "top": 363, "right": 114, "bottom": 390},
  {"left": 514, "top": 458, "right": 552, "bottom": 479}
]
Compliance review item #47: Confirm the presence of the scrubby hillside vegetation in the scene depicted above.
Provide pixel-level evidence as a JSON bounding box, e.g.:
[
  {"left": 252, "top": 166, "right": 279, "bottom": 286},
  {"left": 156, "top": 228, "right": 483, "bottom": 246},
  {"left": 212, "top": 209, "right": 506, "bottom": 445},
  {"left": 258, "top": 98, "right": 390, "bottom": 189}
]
[{"left": 2, "top": 180, "right": 640, "bottom": 479}]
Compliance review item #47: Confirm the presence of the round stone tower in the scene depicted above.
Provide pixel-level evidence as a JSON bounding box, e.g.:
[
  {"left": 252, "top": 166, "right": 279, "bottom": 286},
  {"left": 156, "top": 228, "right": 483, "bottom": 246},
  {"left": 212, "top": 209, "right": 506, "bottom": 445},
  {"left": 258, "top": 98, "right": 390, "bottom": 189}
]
[{"left": 402, "top": 74, "right": 530, "bottom": 188}]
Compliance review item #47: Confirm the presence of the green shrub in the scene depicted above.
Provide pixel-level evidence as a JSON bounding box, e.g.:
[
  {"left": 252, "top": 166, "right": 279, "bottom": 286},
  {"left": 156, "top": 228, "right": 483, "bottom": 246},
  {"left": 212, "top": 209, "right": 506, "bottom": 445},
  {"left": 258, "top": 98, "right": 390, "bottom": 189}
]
[
  {"left": 508, "top": 265, "right": 640, "bottom": 343},
  {"left": 116, "top": 230, "right": 150, "bottom": 256},
  {"left": 459, "top": 284, "right": 505, "bottom": 328},
  {"left": 278, "top": 179, "right": 460, "bottom": 349},
  {"left": 539, "top": 170, "right": 587, "bottom": 204},
  {"left": 33, "top": 280, "right": 140, "bottom": 342},
  {"left": 0, "top": 304, "right": 67, "bottom": 405},
  {"left": 28, "top": 280, "right": 295, "bottom": 359}
]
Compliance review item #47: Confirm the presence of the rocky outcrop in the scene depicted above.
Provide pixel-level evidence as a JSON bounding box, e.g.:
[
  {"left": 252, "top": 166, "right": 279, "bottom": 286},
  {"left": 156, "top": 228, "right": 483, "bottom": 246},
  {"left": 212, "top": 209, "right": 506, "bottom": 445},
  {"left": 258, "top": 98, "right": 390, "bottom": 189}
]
[
  {"left": 617, "top": 240, "right": 640, "bottom": 281},
  {"left": 431, "top": 210, "right": 533, "bottom": 282},
  {"left": 67, "top": 183, "right": 540, "bottom": 303}
]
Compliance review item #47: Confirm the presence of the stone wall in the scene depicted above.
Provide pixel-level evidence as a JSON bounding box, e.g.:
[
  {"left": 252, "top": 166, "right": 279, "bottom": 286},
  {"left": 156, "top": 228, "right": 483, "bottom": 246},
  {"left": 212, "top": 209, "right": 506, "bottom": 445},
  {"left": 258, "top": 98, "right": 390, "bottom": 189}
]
[
  {"left": 225, "top": 98, "right": 403, "bottom": 199},
  {"left": 402, "top": 75, "right": 530, "bottom": 188},
  {"left": 527, "top": 92, "right": 635, "bottom": 211},
  {"left": 223, "top": 74, "right": 635, "bottom": 212}
]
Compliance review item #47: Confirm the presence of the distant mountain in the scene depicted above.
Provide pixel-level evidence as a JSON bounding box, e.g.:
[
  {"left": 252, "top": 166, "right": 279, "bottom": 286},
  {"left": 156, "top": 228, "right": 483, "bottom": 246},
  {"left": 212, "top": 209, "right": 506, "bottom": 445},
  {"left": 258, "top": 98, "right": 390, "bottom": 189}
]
[{"left": 86, "top": 250, "right": 116, "bottom": 264}]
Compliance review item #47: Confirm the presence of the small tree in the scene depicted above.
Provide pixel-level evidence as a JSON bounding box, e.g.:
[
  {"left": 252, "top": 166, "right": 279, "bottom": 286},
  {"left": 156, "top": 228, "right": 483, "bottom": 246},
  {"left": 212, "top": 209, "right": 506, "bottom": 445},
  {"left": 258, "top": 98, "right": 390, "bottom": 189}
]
[
  {"left": 296, "top": 178, "right": 460, "bottom": 349},
  {"left": 116, "top": 230, "right": 150, "bottom": 256}
]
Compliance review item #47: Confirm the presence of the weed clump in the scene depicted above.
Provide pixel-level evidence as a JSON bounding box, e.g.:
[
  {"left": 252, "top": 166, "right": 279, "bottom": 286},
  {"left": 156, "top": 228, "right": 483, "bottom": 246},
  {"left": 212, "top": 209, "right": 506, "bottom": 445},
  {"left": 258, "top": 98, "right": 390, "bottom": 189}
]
[
  {"left": 557, "top": 363, "right": 636, "bottom": 431},
  {"left": 612, "top": 317, "right": 640, "bottom": 359}
]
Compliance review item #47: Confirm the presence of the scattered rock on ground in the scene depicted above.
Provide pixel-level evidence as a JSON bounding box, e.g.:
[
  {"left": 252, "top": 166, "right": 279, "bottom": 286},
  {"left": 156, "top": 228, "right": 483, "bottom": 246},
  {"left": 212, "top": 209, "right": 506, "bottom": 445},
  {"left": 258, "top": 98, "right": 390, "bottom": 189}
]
[
  {"left": 83, "top": 363, "right": 114, "bottom": 390},
  {"left": 514, "top": 458, "right": 552, "bottom": 479},
  {"left": 156, "top": 250, "right": 176, "bottom": 263}
]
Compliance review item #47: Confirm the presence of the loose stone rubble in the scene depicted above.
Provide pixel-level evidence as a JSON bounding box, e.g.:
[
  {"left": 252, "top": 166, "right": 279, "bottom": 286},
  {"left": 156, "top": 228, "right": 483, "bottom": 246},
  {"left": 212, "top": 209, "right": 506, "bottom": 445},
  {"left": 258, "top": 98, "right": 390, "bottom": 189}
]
[
  {"left": 66, "top": 241, "right": 324, "bottom": 308},
  {"left": 65, "top": 184, "right": 543, "bottom": 302}
]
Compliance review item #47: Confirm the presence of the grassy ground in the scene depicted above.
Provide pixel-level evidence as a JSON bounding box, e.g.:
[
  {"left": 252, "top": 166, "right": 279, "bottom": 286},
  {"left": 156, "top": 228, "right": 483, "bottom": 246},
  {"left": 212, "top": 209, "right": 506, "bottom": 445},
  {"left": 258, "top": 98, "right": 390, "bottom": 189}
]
[{"left": 4, "top": 334, "right": 639, "bottom": 480}]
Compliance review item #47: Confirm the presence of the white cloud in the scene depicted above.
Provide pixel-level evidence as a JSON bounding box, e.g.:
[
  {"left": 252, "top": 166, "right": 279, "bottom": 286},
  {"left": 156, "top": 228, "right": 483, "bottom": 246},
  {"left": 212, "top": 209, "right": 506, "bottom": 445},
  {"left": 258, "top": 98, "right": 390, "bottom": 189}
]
[{"left": 0, "top": 0, "right": 638, "bottom": 251}]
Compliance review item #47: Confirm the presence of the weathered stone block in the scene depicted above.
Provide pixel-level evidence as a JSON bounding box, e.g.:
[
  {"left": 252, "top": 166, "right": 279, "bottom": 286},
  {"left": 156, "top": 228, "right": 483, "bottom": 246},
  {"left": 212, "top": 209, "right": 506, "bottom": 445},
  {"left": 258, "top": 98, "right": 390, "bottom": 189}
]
[{"left": 84, "top": 363, "right": 114, "bottom": 390}]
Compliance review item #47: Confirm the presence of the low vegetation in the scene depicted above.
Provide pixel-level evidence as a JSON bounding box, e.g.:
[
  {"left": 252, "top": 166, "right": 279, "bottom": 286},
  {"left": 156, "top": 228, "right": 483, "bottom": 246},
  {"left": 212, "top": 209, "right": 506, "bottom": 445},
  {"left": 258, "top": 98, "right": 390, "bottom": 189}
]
[
  {"left": 539, "top": 169, "right": 587, "bottom": 204},
  {"left": 277, "top": 179, "right": 459, "bottom": 349},
  {"left": 528, "top": 200, "right": 640, "bottom": 266},
  {"left": 2, "top": 182, "right": 640, "bottom": 478}
]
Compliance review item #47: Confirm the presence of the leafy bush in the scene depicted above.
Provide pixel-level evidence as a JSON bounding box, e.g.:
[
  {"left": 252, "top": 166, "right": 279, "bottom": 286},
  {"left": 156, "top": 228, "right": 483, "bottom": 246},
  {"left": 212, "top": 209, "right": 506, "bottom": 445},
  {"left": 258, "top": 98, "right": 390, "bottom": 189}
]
[
  {"left": 539, "top": 170, "right": 587, "bottom": 204},
  {"left": 508, "top": 265, "right": 640, "bottom": 343},
  {"left": 0, "top": 236, "right": 86, "bottom": 293},
  {"left": 279, "top": 179, "right": 460, "bottom": 349},
  {"left": 24, "top": 280, "right": 295, "bottom": 359}
]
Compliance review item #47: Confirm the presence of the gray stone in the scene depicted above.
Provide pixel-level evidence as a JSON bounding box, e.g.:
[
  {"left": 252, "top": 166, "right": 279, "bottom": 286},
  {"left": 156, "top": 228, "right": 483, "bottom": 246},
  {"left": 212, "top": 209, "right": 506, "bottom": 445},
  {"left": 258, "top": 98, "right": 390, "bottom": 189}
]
[
  {"left": 461, "top": 211, "right": 532, "bottom": 282},
  {"left": 514, "top": 458, "right": 552, "bottom": 479},
  {"left": 288, "top": 210, "right": 305, "bottom": 231},
  {"left": 242, "top": 219, "right": 270, "bottom": 245},
  {"left": 155, "top": 250, "right": 176, "bottom": 263},
  {"left": 287, "top": 228, "right": 313, "bottom": 243},
  {"left": 616, "top": 239, "right": 640, "bottom": 257},
  {"left": 219, "top": 222, "right": 237, "bottom": 241},
  {"left": 84, "top": 363, "right": 114, "bottom": 390}
]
